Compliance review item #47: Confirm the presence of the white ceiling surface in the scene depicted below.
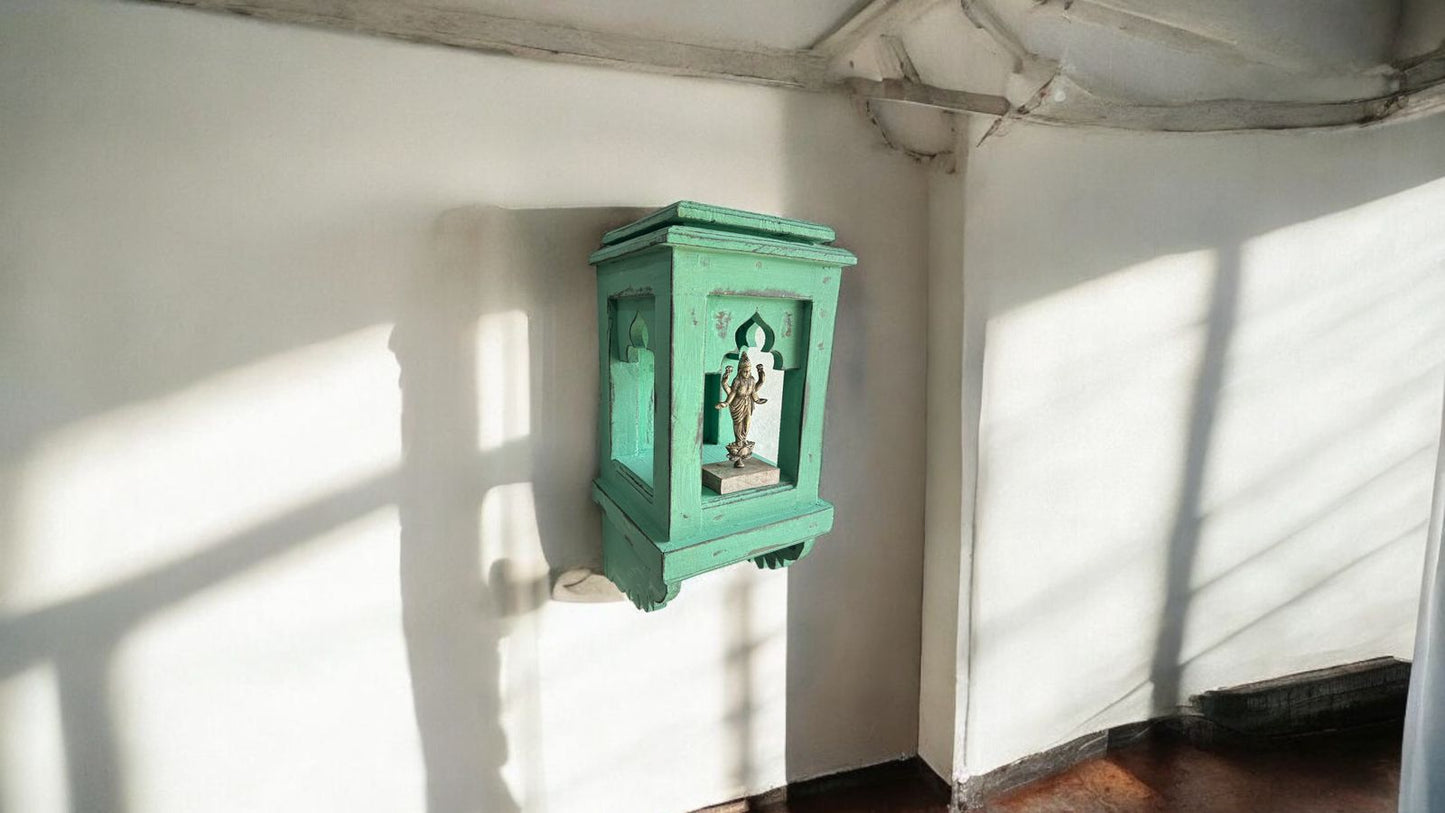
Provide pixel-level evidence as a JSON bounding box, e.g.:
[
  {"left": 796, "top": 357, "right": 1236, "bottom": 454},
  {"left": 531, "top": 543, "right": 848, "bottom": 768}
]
[{"left": 434, "top": 0, "right": 869, "bottom": 50}]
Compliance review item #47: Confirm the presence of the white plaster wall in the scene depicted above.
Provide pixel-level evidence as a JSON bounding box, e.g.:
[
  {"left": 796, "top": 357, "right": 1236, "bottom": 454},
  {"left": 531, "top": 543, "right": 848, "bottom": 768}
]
[
  {"left": 952, "top": 115, "right": 1445, "bottom": 776},
  {"left": 0, "top": 2, "right": 929, "bottom": 811},
  {"left": 918, "top": 149, "right": 976, "bottom": 782}
]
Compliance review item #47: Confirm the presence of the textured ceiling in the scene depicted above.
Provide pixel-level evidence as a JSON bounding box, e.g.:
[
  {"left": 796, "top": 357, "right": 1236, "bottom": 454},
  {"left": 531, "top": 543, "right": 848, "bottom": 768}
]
[
  {"left": 835, "top": 0, "right": 1445, "bottom": 135},
  {"left": 147, "top": 0, "right": 1445, "bottom": 132},
  {"left": 877, "top": 0, "right": 1434, "bottom": 102}
]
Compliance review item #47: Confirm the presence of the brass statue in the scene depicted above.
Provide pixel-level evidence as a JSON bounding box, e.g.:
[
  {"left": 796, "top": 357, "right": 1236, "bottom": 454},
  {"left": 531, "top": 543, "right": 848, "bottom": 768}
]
[{"left": 717, "top": 350, "right": 767, "bottom": 467}]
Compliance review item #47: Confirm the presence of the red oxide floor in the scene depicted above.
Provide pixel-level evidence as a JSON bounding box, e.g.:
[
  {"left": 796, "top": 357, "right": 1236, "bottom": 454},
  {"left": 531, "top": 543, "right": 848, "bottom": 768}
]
[
  {"left": 982, "top": 724, "right": 1402, "bottom": 813},
  {"left": 706, "top": 724, "right": 1402, "bottom": 812}
]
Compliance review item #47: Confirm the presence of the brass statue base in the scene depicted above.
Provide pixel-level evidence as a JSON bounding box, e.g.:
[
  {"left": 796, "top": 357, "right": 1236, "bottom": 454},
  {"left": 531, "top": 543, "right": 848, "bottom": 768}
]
[{"left": 702, "top": 458, "right": 781, "bottom": 495}]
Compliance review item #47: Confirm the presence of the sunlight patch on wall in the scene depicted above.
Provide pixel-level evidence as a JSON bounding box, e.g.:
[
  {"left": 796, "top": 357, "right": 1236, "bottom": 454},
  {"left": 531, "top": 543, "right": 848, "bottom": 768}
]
[
  {"left": 481, "top": 482, "right": 544, "bottom": 575},
  {"left": 0, "top": 662, "right": 68, "bottom": 813},
  {"left": 980, "top": 248, "right": 1216, "bottom": 609},
  {"left": 969, "top": 171, "right": 1445, "bottom": 773},
  {"left": 1176, "top": 176, "right": 1445, "bottom": 691},
  {"left": 477, "top": 311, "right": 531, "bottom": 452},
  {"left": 969, "top": 248, "right": 1218, "bottom": 767},
  {"left": 987, "top": 247, "right": 1216, "bottom": 398},
  {"left": 8, "top": 325, "right": 402, "bottom": 616},
  {"left": 114, "top": 507, "right": 423, "bottom": 813},
  {"left": 1205, "top": 174, "right": 1445, "bottom": 514}
]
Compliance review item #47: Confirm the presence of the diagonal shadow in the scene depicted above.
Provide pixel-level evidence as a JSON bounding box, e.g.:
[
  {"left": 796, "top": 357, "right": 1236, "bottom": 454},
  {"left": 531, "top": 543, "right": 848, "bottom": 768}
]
[
  {"left": 1150, "top": 244, "right": 1241, "bottom": 714},
  {"left": 390, "top": 204, "right": 641, "bottom": 813},
  {"left": 1179, "top": 520, "right": 1427, "bottom": 672},
  {"left": 0, "top": 469, "right": 398, "bottom": 813},
  {"left": 980, "top": 440, "right": 1435, "bottom": 646}
]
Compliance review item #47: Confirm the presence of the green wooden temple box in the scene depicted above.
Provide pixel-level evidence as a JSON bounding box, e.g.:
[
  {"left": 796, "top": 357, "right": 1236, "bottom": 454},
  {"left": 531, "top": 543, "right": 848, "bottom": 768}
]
[{"left": 589, "top": 201, "right": 857, "bottom": 611}]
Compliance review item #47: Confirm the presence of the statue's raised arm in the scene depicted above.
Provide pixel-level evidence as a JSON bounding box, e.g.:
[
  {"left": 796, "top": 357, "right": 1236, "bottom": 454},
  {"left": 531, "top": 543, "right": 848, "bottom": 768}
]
[{"left": 716, "top": 365, "right": 734, "bottom": 409}]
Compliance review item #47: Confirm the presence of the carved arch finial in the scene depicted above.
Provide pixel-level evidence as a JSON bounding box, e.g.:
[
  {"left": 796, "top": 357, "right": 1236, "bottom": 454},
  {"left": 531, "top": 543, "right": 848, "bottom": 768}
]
[{"left": 730, "top": 312, "right": 785, "bottom": 369}]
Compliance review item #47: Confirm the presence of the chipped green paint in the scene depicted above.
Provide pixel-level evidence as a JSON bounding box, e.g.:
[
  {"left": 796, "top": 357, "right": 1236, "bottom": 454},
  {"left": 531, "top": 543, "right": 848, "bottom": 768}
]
[
  {"left": 588, "top": 225, "right": 856, "bottom": 267},
  {"left": 591, "top": 202, "right": 857, "bottom": 611}
]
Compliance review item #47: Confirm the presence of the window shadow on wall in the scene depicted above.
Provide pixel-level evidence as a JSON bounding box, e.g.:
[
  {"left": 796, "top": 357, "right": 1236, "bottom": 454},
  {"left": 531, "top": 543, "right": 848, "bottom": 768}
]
[
  {"left": 391, "top": 207, "right": 519, "bottom": 813},
  {"left": 0, "top": 469, "right": 399, "bottom": 812},
  {"left": 962, "top": 111, "right": 1445, "bottom": 773},
  {"left": 0, "top": 204, "right": 640, "bottom": 813},
  {"left": 0, "top": 194, "right": 417, "bottom": 810},
  {"left": 392, "top": 205, "right": 643, "bottom": 813},
  {"left": 1150, "top": 244, "right": 1241, "bottom": 712}
]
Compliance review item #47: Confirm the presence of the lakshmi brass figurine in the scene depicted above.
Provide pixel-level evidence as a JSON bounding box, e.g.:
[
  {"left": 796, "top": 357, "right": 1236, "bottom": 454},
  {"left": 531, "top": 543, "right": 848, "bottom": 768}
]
[{"left": 717, "top": 350, "right": 767, "bottom": 467}]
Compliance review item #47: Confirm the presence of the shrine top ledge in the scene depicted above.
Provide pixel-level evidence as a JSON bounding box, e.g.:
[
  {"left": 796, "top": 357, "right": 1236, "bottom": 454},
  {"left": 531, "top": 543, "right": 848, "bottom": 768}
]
[
  {"left": 590, "top": 201, "right": 857, "bottom": 268},
  {"left": 603, "top": 201, "right": 833, "bottom": 246}
]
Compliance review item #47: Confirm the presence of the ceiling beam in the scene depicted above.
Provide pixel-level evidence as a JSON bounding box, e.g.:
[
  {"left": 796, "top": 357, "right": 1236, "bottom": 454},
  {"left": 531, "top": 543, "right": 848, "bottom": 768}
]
[
  {"left": 850, "top": 71, "right": 1445, "bottom": 133},
  {"left": 1038, "top": 97, "right": 1397, "bottom": 132},
  {"left": 146, "top": 0, "right": 830, "bottom": 90},
  {"left": 848, "top": 78, "right": 1012, "bottom": 116}
]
